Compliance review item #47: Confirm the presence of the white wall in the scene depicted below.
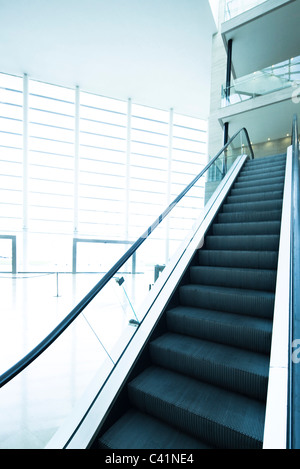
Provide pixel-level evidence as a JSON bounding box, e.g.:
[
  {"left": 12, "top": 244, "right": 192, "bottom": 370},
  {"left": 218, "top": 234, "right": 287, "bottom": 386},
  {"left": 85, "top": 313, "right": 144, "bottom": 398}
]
[{"left": 0, "top": 0, "right": 217, "bottom": 118}]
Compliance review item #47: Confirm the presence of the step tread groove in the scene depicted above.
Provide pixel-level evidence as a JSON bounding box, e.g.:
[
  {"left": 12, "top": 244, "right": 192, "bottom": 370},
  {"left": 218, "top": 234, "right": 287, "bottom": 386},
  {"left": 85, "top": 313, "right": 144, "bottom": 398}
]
[{"left": 128, "top": 366, "right": 265, "bottom": 449}]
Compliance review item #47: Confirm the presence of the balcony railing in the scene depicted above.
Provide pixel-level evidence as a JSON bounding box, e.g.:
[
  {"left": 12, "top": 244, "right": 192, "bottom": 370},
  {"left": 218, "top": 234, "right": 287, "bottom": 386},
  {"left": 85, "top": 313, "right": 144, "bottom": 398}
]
[
  {"left": 222, "top": 56, "right": 300, "bottom": 107},
  {"left": 224, "top": 0, "right": 268, "bottom": 21}
]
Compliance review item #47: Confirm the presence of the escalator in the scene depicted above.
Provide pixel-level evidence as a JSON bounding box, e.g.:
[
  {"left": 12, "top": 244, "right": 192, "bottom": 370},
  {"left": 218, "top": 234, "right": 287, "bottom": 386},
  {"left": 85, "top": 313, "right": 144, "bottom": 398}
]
[
  {"left": 96, "top": 153, "right": 286, "bottom": 450},
  {"left": 1, "top": 118, "right": 299, "bottom": 450}
]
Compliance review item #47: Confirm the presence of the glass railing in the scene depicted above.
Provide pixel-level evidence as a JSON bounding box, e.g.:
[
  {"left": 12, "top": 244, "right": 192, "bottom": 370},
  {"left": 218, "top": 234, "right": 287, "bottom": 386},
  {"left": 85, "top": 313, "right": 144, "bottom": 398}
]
[
  {"left": 0, "top": 127, "right": 253, "bottom": 449},
  {"left": 224, "top": 0, "right": 268, "bottom": 21},
  {"left": 222, "top": 56, "right": 300, "bottom": 107}
]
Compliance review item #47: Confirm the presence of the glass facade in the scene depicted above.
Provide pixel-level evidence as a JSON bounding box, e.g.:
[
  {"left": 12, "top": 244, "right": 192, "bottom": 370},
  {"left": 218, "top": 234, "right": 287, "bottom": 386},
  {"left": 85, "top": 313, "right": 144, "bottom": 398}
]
[
  {"left": 0, "top": 72, "right": 208, "bottom": 272},
  {"left": 28, "top": 80, "right": 75, "bottom": 235},
  {"left": 0, "top": 73, "right": 23, "bottom": 234},
  {"left": 78, "top": 91, "right": 127, "bottom": 239}
]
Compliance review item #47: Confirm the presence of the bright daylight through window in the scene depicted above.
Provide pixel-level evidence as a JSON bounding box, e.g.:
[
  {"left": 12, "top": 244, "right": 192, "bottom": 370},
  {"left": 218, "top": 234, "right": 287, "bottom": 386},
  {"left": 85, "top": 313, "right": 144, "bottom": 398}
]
[{"left": 0, "top": 72, "right": 208, "bottom": 273}]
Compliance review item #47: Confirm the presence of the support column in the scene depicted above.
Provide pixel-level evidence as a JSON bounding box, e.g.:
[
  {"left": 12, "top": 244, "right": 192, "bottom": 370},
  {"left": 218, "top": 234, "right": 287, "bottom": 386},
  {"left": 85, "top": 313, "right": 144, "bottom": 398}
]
[
  {"left": 167, "top": 108, "right": 174, "bottom": 207},
  {"left": 74, "top": 85, "right": 80, "bottom": 236},
  {"left": 125, "top": 98, "right": 132, "bottom": 242},
  {"left": 223, "top": 121, "right": 229, "bottom": 146},
  {"left": 223, "top": 121, "right": 229, "bottom": 175},
  {"left": 223, "top": 38, "right": 232, "bottom": 175},
  {"left": 225, "top": 38, "right": 233, "bottom": 105},
  {"left": 22, "top": 73, "right": 29, "bottom": 272},
  {"left": 166, "top": 108, "right": 174, "bottom": 263}
]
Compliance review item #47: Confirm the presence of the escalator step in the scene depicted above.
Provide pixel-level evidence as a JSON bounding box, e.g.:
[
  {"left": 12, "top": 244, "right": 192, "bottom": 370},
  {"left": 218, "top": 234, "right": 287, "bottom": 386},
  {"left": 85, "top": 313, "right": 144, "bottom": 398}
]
[
  {"left": 244, "top": 155, "right": 286, "bottom": 165},
  {"left": 149, "top": 332, "right": 269, "bottom": 401},
  {"left": 239, "top": 165, "right": 285, "bottom": 178},
  {"left": 166, "top": 306, "right": 272, "bottom": 354},
  {"left": 226, "top": 191, "right": 283, "bottom": 204},
  {"left": 179, "top": 284, "right": 275, "bottom": 319},
  {"left": 198, "top": 249, "right": 278, "bottom": 269},
  {"left": 127, "top": 366, "right": 265, "bottom": 449},
  {"left": 233, "top": 176, "right": 284, "bottom": 190},
  {"left": 98, "top": 409, "right": 212, "bottom": 449},
  {"left": 222, "top": 199, "right": 282, "bottom": 213},
  {"left": 240, "top": 160, "right": 285, "bottom": 168},
  {"left": 190, "top": 265, "right": 277, "bottom": 292},
  {"left": 244, "top": 154, "right": 285, "bottom": 166},
  {"left": 230, "top": 183, "right": 284, "bottom": 196},
  {"left": 205, "top": 234, "right": 280, "bottom": 251},
  {"left": 217, "top": 210, "right": 282, "bottom": 223},
  {"left": 212, "top": 220, "right": 281, "bottom": 235},
  {"left": 237, "top": 170, "right": 285, "bottom": 183}
]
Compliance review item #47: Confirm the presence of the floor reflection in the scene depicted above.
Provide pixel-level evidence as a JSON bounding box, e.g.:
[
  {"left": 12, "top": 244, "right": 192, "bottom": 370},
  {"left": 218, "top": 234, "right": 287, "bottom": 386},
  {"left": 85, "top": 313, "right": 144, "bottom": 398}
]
[{"left": 0, "top": 272, "right": 140, "bottom": 449}]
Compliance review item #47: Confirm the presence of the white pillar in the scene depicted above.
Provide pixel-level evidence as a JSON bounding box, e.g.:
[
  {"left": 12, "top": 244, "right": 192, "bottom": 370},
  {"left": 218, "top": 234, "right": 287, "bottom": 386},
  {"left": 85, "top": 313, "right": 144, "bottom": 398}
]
[
  {"left": 166, "top": 107, "right": 174, "bottom": 262},
  {"left": 125, "top": 97, "right": 132, "bottom": 241},
  {"left": 74, "top": 85, "right": 80, "bottom": 236},
  {"left": 22, "top": 73, "right": 29, "bottom": 272}
]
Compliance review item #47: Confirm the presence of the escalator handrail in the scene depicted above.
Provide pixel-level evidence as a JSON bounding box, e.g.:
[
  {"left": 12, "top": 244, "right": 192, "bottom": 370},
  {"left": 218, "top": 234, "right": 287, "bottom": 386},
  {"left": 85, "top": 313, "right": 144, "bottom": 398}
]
[
  {"left": 0, "top": 127, "right": 254, "bottom": 388},
  {"left": 289, "top": 113, "right": 300, "bottom": 448}
]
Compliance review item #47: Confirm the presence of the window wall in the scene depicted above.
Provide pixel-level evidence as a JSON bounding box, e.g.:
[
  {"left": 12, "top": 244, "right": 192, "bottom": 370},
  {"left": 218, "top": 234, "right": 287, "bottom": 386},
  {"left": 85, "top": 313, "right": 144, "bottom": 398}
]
[
  {"left": 129, "top": 103, "right": 170, "bottom": 240},
  {"left": 79, "top": 91, "right": 128, "bottom": 240},
  {"left": 0, "top": 73, "right": 23, "bottom": 234},
  {"left": 28, "top": 79, "right": 75, "bottom": 236},
  {"left": 0, "top": 72, "right": 208, "bottom": 272}
]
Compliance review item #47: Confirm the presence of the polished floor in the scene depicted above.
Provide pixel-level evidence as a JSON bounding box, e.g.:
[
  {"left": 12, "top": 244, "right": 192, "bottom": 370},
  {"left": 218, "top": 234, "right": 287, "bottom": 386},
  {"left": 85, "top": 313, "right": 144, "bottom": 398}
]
[{"left": 0, "top": 271, "right": 147, "bottom": 449}]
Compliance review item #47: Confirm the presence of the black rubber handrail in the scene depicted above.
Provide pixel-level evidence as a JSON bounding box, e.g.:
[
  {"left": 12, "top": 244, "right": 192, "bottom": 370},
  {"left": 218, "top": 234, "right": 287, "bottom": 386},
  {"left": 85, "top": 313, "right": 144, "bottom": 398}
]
[
  {"left": 0, "top": 127, "right": 254, "bottom": 388},
  {"left": 288, "top": 113, "right": 300, "bottom": 448}
]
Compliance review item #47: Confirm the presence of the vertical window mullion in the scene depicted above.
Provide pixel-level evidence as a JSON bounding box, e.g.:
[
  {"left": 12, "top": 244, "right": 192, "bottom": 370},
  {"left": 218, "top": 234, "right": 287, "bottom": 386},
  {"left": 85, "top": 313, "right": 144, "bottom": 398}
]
[
  {"left": 22, "top": 73, "right": 29, "bottom": 271},
  {"left": 126, "top": 97, "right": 132, "bottom": 241},
  {"left": 166, "top": 107, "right": 174, "bottom": 262},
  {"left": 167, "top": 107, "right": 174, "bottom": 207},
  {"left": 74, "top": 85, "right": 80, "bottom": 235}
]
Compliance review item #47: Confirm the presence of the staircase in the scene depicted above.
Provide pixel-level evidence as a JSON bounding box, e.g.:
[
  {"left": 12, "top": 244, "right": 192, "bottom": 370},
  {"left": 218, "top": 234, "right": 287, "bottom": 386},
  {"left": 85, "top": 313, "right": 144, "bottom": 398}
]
[{"left": 97, "top": 153, "right": 286, "bottom": 450}]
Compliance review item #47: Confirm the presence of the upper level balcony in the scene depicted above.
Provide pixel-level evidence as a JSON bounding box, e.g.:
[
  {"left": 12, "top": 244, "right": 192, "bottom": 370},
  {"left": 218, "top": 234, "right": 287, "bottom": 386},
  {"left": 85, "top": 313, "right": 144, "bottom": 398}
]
[
  {"left": 216, "top": 0, "right": 300, "bottom": 146},
  {"left": 222, "top": 55, "right": 300, "bottom": 107},
  {"left": 221, "top": 0, "right": 300, "bottom": 79}
]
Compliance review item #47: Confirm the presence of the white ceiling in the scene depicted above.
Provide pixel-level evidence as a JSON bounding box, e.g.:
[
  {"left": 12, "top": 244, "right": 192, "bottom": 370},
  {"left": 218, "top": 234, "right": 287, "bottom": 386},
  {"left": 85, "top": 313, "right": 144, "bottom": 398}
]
[{"left": 0, "top": 0, "right": 217, "bottom": 118}]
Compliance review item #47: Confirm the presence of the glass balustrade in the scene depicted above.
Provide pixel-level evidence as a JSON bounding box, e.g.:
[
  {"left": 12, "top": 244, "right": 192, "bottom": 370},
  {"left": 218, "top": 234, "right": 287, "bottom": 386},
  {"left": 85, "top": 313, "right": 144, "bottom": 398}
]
[
  {"left": 222, "top": 56, "right": 300, "bottom": 107},
  {"left": 0, "top": 128, "right": 253, "bottom": 449}
]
